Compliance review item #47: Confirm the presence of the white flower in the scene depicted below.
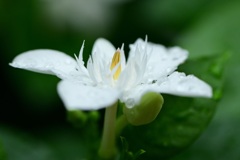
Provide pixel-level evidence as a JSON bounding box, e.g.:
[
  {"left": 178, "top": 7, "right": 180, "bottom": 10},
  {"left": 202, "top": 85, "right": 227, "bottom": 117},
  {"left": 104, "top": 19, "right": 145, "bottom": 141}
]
[
  {"left": 40, "top": 0, "right": 129, "bottom": 34},
  {"left": 10, "top": 38, "right": 212, "bottom": 110}
]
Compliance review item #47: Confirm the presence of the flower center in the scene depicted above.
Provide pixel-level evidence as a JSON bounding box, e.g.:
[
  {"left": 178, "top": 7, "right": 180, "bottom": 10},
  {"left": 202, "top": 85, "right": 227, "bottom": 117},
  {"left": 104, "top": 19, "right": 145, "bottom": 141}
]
[{"left": 110, "top": 49, "right": 121, "bottom": 80}]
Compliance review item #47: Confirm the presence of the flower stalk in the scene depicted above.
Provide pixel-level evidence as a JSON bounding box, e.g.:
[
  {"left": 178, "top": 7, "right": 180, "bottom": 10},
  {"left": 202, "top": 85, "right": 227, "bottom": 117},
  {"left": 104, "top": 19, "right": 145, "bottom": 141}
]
[
  {"left": 98, "top": 102, "right": 118, "bottom": 159},
  {"left": 116, "top": 114, "right": 129, "bottom": 137}
]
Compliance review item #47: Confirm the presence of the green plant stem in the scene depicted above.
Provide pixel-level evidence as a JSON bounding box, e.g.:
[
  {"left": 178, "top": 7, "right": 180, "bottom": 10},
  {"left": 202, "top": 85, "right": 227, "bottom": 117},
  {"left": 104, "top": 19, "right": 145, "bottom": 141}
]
[
  {"left": 98, "top": 102, "right": 118, "bottom": 159},
  {"left": 116, "top": 114, "right": 129, "bottom": 137}
]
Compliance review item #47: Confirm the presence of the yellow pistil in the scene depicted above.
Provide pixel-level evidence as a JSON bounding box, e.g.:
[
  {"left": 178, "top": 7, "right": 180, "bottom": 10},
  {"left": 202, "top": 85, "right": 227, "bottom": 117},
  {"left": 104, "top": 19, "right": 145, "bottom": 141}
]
[{"left": 110, "top": 49, "right": 121, "bottom": 80}]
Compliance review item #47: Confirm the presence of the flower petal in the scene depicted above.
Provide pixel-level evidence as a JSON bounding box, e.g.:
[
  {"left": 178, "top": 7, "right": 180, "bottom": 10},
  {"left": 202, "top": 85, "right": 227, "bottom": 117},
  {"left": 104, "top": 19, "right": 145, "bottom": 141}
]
[
  {"left": 86, "top": 38, "right": 116, "bottom": 84},
  {"left": 120, "top": 85, "right": 157, "bottom": 108},
  {"left": 92, "top": 38, "right": 116, "bottom": 61},
  {"left": 57, "top": 80, "right": 120, "bottom": 110},
  {"left": 129, "top": 38, "right": 188, "bottom": 83},
  {"left": 121, "top": 72, "right": 212, "bottom": 108},
  {"left": 156, "top": 72, "right": 212, "bottom": 98},
  {"left": 10, "top": 49, "right": 80, "bottom": 79}
]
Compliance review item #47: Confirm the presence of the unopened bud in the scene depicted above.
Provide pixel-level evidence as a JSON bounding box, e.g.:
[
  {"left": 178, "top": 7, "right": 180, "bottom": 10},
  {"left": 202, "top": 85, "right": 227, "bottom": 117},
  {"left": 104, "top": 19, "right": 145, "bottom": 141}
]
[
  {"left": 123, "top": 92, "right": 164, "bottom": 126},
  {"left": 67, "top": 110, "right": 88, "bottom": 128}
]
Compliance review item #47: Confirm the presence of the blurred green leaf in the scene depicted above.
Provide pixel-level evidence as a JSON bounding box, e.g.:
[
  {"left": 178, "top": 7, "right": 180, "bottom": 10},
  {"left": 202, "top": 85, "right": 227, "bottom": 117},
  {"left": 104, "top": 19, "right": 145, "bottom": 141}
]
[
  {"left": 171, "top": 1, "right": 240, "bottom": 159},
  {"left": 121, "top": 53, "right": 226, "bottom": 159},
  {"left": 0, "top": 140, "right": 7, "bottom": 160},
  {"left": 0, "top": 125, "right": 56, "bottom": 160},
  {"left": 0, "top": 123, "right": 100, "bottom": 160},
  {"left": 171, "top": 118, "right": 240, "bottom": 160},
  {"left": 177, "top": 0, "right": 240, "bottom": 120}
]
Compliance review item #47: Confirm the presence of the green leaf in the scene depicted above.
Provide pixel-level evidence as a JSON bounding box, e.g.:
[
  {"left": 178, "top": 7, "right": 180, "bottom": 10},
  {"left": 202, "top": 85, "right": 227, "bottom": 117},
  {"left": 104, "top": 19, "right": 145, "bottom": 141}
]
[
  {"left": 0, "top": 123, "right": 100, "bottom": 160},
  {"left": 121, "top": 53, "right": 226, "bottom": 159},
  {"left": 0, "top": 126, "right": 56, "bottom": 160},
  {"left": 177, "top": 0, "right": 240, "bottom": 121},
  {"left": 0, "top": 140, "right": 7, "bottom": 160}
]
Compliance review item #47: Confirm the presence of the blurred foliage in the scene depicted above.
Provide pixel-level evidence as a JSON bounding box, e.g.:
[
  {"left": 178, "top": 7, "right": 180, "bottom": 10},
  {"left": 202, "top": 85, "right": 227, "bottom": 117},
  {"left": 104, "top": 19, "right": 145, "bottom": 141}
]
[
  {"left": 0, "top": 140, "right": 7, "bottom": 160},
  {"left": 0, "top": 123, "right": 100, "bottom": 160},
  {"left": 1, "top": 0, "right": 240, "bottom": 159}
]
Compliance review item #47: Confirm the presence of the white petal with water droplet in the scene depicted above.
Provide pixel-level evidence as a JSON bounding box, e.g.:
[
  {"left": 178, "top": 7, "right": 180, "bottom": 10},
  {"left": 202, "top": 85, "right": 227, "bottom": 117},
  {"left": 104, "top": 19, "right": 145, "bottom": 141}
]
[
  {"left": 57, "top": 80, "right": 120, "bottom": 110},
  {"left": 156, "top": 72, "right": 212, "bottom": 98},
  {"left": 129, "top": 39, "right": 188, "bottom": 83},
  {"left": 120, "top": 84, "right": 158, "bottom": 108},
  {"left": 9, "top": 49, "right": 85, "bottom": 80}
]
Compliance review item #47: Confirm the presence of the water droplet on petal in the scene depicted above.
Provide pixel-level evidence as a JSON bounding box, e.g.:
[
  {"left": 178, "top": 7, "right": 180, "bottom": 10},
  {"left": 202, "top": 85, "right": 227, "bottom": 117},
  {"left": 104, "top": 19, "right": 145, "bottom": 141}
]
[
  {"left": 125, "top": 98, "right": 135, "bottom": 108},
  {"left": 178, "top": 74, "right": 185, "bottom": 79},
  {"left": 166, "top": 68, "right": 172, "bottom": 74},
  {"left": 188, "top": 75, "right": 195, "bottom": 79},
  {"left": 45, "top": 64, "right": 52, "bottom": 69},
  {"left": 147, "top": 78, "right": 153, "bottom": 84},
  {"left": 28, "top": 63, "right": 36, "bottom": 68}
]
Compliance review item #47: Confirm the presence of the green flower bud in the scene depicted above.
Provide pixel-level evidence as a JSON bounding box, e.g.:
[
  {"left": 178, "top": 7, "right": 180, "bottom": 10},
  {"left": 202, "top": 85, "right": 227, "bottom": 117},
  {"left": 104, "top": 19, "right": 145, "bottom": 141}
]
[
  {"left": 88, "top": 111, "right": 100, "bottom": 121},
  {"left": 123, "top": 92, "right": 164, "bottom": 126},
  {"left": 67, "top": 110, "right": 88, "bottom": 128}
]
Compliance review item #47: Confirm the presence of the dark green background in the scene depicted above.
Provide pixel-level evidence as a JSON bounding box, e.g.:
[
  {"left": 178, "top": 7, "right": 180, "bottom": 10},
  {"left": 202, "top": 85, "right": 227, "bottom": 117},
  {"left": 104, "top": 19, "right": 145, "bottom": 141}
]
[{"left": 1, "top": 0, "right": 240, "bottom": 159}]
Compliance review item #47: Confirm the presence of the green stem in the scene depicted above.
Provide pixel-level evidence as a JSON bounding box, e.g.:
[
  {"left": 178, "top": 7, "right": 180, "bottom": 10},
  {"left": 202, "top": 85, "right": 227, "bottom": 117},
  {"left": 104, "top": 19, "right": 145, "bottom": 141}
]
[
  {"left": 98, "top": 102, "right": 118, "bottom": 159},
  {"left": 116, "top": 114, "right": 129, "bottom": 137}
]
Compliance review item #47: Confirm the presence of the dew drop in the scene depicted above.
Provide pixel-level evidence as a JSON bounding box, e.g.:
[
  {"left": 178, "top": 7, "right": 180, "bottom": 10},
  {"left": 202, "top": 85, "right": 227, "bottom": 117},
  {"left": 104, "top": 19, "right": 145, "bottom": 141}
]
[
  {"left": 45, "top": 63, "right": 53, "bottom": 69},
  {"left": 178, "top": 74, "right": 185, "bottom": 79},
  {"left": 158, "top": 81, "right": 167, "bottom": 86},
  {"left": 188, "top": 75, "right": 195, "bottom": 79},
  {"left": 147, "top": 78, "right": 153, "bottom": 84},
  {"left": 28, "top": 62, "right": 36, "bottom": 68},
  {"left": 166, "top": 67, "right": 172, "bottom": 73},
  {"left": 125, "top": 98, "right": 135, "bottom": 108},
  {"left": 152, "top": 80, "right": 157, "bottom": 83}
]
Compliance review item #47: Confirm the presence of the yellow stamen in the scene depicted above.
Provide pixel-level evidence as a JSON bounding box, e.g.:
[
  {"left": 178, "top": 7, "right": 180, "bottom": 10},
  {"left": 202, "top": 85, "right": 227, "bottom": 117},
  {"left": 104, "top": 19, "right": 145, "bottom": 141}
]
[{"left": 110, "top": 49, "right": 121, "bottom": 80}]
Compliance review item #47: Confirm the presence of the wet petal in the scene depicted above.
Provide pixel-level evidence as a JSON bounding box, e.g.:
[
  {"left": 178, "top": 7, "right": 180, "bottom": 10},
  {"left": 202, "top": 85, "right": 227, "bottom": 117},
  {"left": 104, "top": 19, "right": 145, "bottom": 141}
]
[
  {"left": 10, "top": 49, "right": 83, "bottom": 80},
  {"left": 57, "top": 80, "right": 120, "bottom": 110},
  {"left": 120, "top": 84, "right": 157, "bottom": 108},
  {"left": 92, "top": 38, "right": 116, "bottom": 62},
  {"left": 156, "top": 72, "right": 212, "bottom": 98},
  {"left": 88, "top": 38, "right": 117, "bottom": 84},
  {"left": 121, "top": 72, "right": 212, "bottom": 108},
  {"left": 129, "top": 38, "right": 188, "bottom": 83}
]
